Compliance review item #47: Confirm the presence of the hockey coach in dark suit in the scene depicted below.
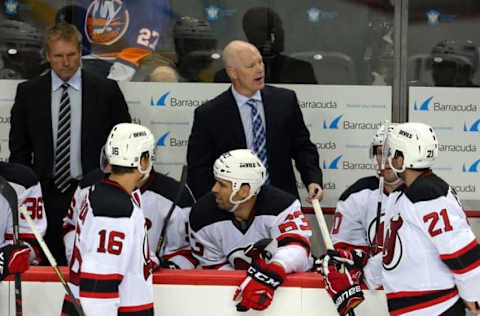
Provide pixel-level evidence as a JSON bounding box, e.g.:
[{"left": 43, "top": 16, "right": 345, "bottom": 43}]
[
  {"left": 187, "top": 40, "right": 323, "bottom": 201},
  {"left": 8, "top": 23, "right": 131, "bottom": 265}
]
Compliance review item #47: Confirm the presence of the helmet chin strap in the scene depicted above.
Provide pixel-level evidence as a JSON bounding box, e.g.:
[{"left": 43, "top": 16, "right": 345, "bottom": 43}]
[
  {"left": 137, "top": 160, "right": 153, "bottom": 181},
  {"left": 227, "top": 189, "right": 254, "bottom": 213},
  {"left": 384, "top": 176, "right": 402, "bottom": 186},
  {"left": 388, "top": 157, "right": 405, "bottom": 175}
]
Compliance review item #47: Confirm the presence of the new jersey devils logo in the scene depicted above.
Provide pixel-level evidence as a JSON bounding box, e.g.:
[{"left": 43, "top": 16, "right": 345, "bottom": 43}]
[
  {"left": 85, "top": 0, "right": 129, "bottom": 45},
  {"left": 382, "top": 215, "right": 403, "bottom": 270},
  {"left": 142, "top": 227, "right": 154, "bottom": 280}
]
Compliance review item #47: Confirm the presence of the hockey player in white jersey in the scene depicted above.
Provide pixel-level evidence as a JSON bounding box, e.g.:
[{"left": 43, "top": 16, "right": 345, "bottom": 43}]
[
  {"left": 321, "top": 122, "right": 480, "bottom": 315},
  {"left": 63, "top": 166, "right": 196, "bottom": 269},
  {"left": 0, "top": 162, "right": 46, "bottom": 265},
  {"left": 331, "top": 124, "right": 401, "bottom": 256},
  {"left": 62, "top": 123, "right": 156, "bottom": 316},
  {"left": 189, "top": 149, "right": 313, "bottom": 311}
]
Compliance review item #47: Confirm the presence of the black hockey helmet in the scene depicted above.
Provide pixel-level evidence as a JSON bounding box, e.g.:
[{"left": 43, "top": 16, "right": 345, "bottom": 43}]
[
  {"left": 0, "top": 19, "right": 45, "bottom": 79},
  {"left": 431, "top": 40, "right": 479, "bottom": 86},
  {"left": 173, "top": 16, "right": 217, "bottom": 58}
]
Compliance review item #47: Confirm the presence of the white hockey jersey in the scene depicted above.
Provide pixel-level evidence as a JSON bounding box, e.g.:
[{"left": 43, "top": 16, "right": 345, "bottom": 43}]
[
  {"left": 189, "top": 185, "right": 313, "bottom": 273},
  {"left": 63, "top": 168, "right": 196, "bottom": 269},
  {"left": 364, "top": 171, "right": 480, "bottom": 315},
  {"left": 66, "top": 178, "right": 154, "bottom": 316},
  {"left": 331, "top": 176, "right": 386, "bottom": 255},
  {"left": 1, "top": 162, "right": 46, "bottom": 264}
]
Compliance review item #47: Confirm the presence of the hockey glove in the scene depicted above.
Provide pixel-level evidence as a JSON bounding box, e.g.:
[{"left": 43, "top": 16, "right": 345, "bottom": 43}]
[
  {"left": 233, "top": 258, "right": 286, "bottom": 311},
  {"left": 315, "top": 250, "right": 365, "bottom": 316},
  {"left": 158, "top": 257, "right": 180, "bottom": 270},
  {"left": 0, "top": 244, "right": 30, "bottom": 280},
  {"left": 227, "top": 238, "right": 278, "bottom": 270}
]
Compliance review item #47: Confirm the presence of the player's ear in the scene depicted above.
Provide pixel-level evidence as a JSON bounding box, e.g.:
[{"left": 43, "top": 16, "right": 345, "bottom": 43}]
[{"left": 226, "top": 66, "right": 237, "bottom": 81}]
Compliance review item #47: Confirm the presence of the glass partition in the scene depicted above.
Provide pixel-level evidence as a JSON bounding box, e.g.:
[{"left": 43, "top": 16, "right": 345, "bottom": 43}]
[{"left": 0, "top": 0, "right": 396, "bottom": 85}]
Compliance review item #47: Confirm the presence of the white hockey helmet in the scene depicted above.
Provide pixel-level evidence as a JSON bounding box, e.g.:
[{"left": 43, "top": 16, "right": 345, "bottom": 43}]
[
  {"left": 213, "top": 149, "right": 266, "bottom": 208},
  {"left": 105, "top": 123, "right": 155, "bottom": 176},
  {"left": 385, "top": 122, "right": 438, "bottom": 173},
  {"left": 369, "top": 122, "right": 397, "bottom": 159}
]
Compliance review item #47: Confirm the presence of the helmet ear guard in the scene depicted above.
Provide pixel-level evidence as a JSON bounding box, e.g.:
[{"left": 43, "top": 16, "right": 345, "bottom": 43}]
[
  {"left": 385, "top": 122, "right": 438, "bottom": 174},
  {"left": 213, "top": 149, "right": 266, "bottom": 211}
]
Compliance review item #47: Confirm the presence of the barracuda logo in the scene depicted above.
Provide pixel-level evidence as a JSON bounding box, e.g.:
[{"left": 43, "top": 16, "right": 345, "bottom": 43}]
[
  {"left": 413, "top": 96, "right": 433, "bottom": 111},
  {"left": 156, "top": 132, "right": 170, "bottom": 146},
  {"left": 462, "top": 159, "right": 480, "bottom": 173},
  {"left": 156, "top": 132, "right": 188, "bottom": 147},
  {"left": 323, "top": 115, "right": 343, "bottom": 129},
  {"left": 464, "top": 119, "right": 480, "bottom": 132},
  {"left": 151, "top": 92, "right": 170, "bottom": 106},
  {"left": 323, "top": 155, "right": 342, "bottom": 169}
]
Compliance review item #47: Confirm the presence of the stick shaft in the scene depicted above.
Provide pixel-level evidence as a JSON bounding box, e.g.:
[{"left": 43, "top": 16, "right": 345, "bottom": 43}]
[
  {"left": 20, "top": 206, "right": 85, "bottom": 316},
  {"left": 312, "top": 199, "right": 333, "bottom": 250}
]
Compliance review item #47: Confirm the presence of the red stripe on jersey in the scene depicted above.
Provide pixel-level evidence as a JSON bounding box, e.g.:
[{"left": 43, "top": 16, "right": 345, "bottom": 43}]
[
  {"left": 387, "top": 287, "right": 458, "bottom": 316},
  {"left": 80, "top": 291, "right": 119, "bottom": 299},
  {"left": 277, "top": 233, "right": 311, "bottom": 255},
  {"left": 163, "top": 249, "right": 198, "bottom": 266},
  {"left": 63, "top": 223, "right": 75, "bottom": 235},
  {"left": 202, "top": 261, "right": 230, "bottom": 270},
  {"left": 440, "top": 239, "right": 480, "bottom": 274},
  {"left": 80, "top": 272, "right": 123, "bottom": 280},
  {"left": 5, "top": 233, "right": 36, "bottom": 239},
  {"left": 441, "top": 239, "right": 478, "bottom": 259},
  {"left": 118, "top": 302, "right": 154, "bottom": 312},
  {"left": 163, "top": 249, "right": 192, "bottom": 260},
  {"left": 333, "top": 242, "right": 370, "bottom": 254}
]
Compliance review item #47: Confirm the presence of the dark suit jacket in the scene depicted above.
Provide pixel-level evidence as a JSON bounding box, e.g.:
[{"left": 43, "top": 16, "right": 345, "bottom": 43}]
[
  {"left": 187, "top": 85, "right": 322, "bottom": 200},
  {"left": 214, "top": 54, "right": 317, "bottom": 84},
  {"left": 9, "top": 70, "right": 131, "bottom": 184}
]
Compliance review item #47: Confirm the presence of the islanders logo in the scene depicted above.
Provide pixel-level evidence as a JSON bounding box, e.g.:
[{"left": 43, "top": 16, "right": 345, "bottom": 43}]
[{"left": 85, "top": 0, "right": 129, "bottom": 46}]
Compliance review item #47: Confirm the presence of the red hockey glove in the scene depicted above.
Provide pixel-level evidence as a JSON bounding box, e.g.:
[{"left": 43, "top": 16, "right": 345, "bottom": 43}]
[
  {"left": 0, "top": 244, "right": 30, "bottom": 280},
  {"left": 227, "top": 238, "right": 278, "bottom": 270},
  {"left": 315, "top": 250, "right": 365, "bottom": 316},
  {"left": 233, "top": 258, "right": 286, "bottom": 311}
]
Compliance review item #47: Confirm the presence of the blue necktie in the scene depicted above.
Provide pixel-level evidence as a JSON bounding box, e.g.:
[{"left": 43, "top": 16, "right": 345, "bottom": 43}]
[{"left": 247, "top": 99, "right": 270, "bottom": 183}]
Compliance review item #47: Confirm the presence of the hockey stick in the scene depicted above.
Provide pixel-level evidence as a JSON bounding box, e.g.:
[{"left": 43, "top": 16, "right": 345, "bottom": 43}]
[
  {"left": 155, "top": 164, "right": 188, "bottom": 258},
  {"left": 19, "top": 205, "right": 85, "bottom": 316},
  {"left": 313, "top": 199, "right": 355, "bottom": 316},
  {"left": 373, "top": 120, "right": 390, "bottom": 254},
  {"left": 0, "top": 176, "right": 22, "bottom": 315}
]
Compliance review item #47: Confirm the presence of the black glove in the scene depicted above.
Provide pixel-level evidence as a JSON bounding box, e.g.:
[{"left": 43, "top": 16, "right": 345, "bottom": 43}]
[{"left": 227, "top": 238, "right": 278, "bottom": 270}]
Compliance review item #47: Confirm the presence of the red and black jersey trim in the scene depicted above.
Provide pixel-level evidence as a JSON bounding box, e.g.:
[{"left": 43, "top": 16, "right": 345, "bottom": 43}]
[
  {"left": 163, "top": 249, "right": 199, "bottom": 267},
  {"left": 387, "top": 287, "right": 458, "bottom": 315},
  {"left": 79, "top": 273, "right": 122, "bottom": 299},
  {"left": 440, "top": 239, "right": 480, "bottom": 274},
  {"left": 277, "top": 233, "right": 311, "bottom": 255},
  {"left": 61, "top": 294, "right": 81, "bottom": 316},
  {"left": 118, "top": 303, "right": 154, "bottom": 316},
  {"left": 63, "top": 223, "right": 75, "bottom": 236},
  {"left": 202, "top": 261, "right": 230, "bottom": 270}
]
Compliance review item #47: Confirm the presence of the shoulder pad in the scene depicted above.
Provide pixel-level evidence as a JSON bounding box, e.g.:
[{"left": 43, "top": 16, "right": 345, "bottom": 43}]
[
  {"left": 254, "top": 185, "right": 298, "bottom": 216},
  {"left": 142, "top": 172, "right": 195, "bottom": 207},
  {"left": 79, "top": 168, "right": 105, "bottom": 189},
  {"left": 339, "top": 176, "right": 379, "bottom": 201},
  {"left": 189, "top": 192, "right": 230, "bottom": 232},
  {"left": 89, "top": 181, "right": 133, "bottom": 218},
  {"left": 0, "top": 162, "right": 38, "bottom": 188},
  {"left": 405, "top": 173, "right": 449, "bottom": 203}
]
